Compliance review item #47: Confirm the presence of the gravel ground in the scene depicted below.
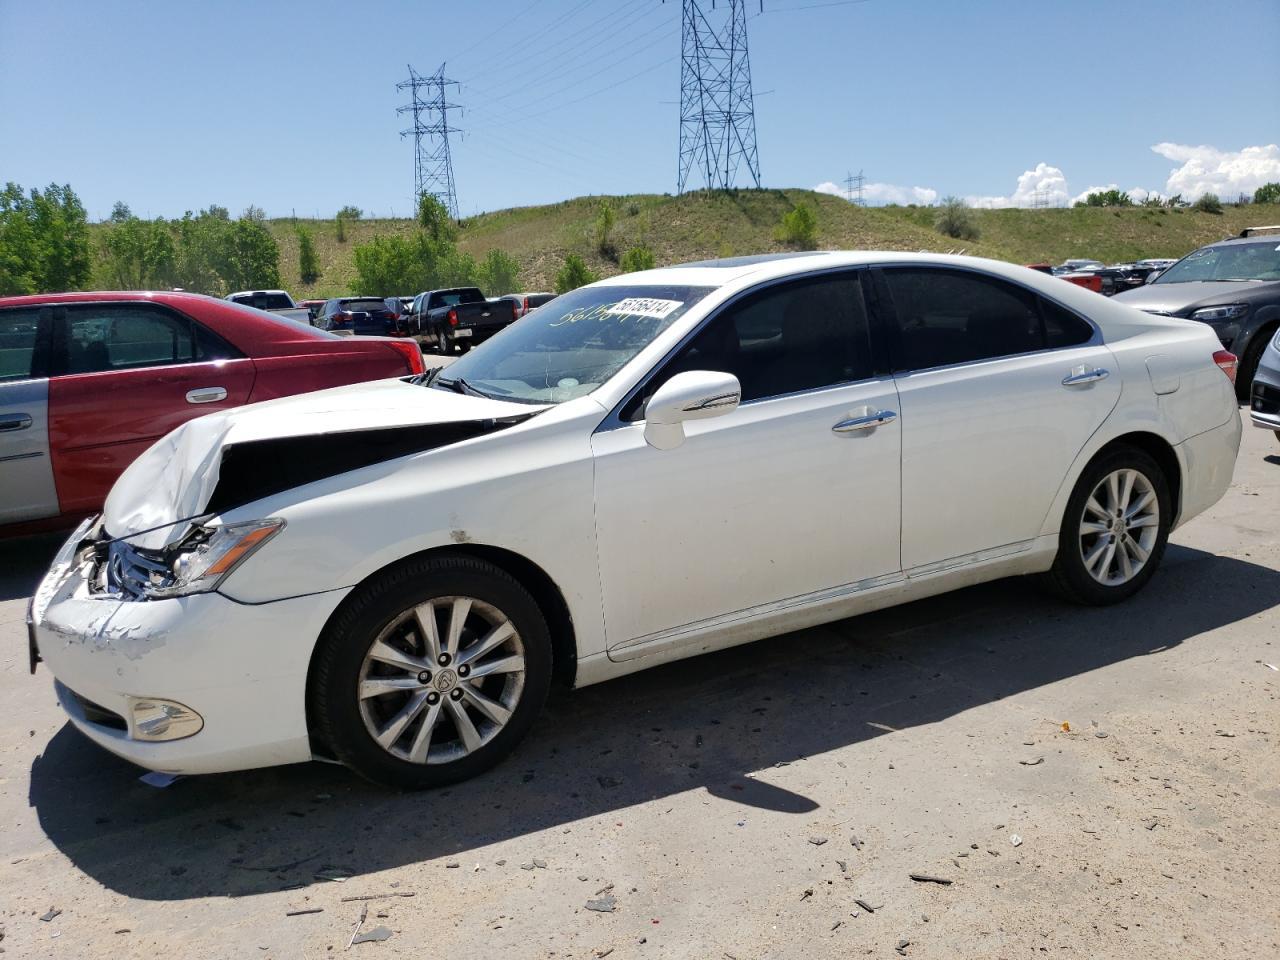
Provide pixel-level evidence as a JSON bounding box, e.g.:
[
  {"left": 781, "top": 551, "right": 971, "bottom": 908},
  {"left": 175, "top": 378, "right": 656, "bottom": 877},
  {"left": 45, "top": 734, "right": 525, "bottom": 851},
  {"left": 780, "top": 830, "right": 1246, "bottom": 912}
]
[{"left": 1, "top": 412, "right": 1276, "bottom": 960}]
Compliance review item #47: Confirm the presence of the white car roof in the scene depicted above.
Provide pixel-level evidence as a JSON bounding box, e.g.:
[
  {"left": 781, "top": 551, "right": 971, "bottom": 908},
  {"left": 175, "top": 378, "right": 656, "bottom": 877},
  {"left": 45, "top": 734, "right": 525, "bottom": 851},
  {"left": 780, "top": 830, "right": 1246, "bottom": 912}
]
[{"left": 227, "top": 289, "right": 290, "bottom": 298}]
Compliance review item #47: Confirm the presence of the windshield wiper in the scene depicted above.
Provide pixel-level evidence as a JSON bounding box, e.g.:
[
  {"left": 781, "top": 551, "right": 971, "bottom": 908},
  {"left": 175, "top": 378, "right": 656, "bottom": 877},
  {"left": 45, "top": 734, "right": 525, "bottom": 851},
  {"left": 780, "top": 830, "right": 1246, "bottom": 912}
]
[{"left": 435, "top": 375, "right": 491, "bottom": 399}]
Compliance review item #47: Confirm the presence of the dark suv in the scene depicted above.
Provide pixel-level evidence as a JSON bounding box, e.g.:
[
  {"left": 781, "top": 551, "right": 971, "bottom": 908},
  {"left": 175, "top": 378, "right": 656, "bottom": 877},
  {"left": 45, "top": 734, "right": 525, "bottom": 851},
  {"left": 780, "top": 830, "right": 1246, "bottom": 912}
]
[{"left": 1113, "top": 227, "right": 1280, "bottom": 398}]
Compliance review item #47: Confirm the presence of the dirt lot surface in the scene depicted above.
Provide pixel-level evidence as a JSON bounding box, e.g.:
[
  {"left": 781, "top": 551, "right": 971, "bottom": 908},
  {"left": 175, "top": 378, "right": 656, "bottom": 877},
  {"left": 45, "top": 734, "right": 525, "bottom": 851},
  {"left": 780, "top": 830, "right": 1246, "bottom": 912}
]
[{"left": 1, "top": 412, "right": 1277, "bottom": 960}]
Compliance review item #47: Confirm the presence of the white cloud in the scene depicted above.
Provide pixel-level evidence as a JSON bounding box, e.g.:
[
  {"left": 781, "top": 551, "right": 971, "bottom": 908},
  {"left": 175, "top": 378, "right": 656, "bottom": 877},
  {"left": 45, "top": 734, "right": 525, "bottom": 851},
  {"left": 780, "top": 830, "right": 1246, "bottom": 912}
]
[
  {"left": 1152, "top": 142, "right": 1280, "bottom": 200},
  {"left": 814, "top": 180, "right": 938, "bottom": 206},
  {"left": 969, "top": 163, "right": 1071, "bottom": 209}
]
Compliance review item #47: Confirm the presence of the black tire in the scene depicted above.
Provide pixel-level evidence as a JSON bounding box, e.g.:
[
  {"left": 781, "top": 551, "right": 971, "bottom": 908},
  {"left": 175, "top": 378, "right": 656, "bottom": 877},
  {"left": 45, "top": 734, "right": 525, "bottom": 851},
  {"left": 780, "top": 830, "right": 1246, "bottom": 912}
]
[
  {"left": 310, "top": 554, "right": 552, "bottom": 789},
  {"left": 1047, "top": 444, "right": 1172, "bottom": 606},
  {"left": 1236, "top": 325, "right": 1276, "bottom": 402},
  {"left": 436, "top": 330, "right": 450, "bottom": 355}
]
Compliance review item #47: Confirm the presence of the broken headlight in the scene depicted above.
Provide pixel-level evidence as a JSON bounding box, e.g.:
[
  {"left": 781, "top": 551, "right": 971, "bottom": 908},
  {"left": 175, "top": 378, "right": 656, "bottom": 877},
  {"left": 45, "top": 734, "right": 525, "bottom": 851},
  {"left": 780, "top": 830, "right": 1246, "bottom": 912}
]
[{"left": 146, "top": 518, "right": 285, "bottom": 599}]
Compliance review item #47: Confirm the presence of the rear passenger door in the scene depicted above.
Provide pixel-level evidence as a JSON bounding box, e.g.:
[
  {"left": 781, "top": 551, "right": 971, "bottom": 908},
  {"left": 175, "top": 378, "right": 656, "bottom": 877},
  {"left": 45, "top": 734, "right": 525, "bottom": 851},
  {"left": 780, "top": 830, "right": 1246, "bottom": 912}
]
[
  {"left": 46, "top": 302, "right": 256, "bottom": 515},
  {"left": 872, "top": 266, "right": 1120, "bottom": 571},
  {"left": 0, "top": 307, "right": 59, "bottom": 524}
]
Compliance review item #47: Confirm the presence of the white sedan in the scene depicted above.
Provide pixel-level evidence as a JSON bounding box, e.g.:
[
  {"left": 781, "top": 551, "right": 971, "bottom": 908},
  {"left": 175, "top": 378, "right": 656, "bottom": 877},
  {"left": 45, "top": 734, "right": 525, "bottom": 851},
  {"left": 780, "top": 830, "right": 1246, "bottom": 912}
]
[{"left": 29, "top": 252, "right": 1242, "bottom": 788}]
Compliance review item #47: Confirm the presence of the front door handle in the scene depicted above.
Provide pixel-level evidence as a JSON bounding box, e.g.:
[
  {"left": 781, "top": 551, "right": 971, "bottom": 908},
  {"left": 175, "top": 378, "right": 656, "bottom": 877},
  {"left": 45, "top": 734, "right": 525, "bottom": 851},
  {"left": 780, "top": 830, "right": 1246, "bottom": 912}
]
[
  {"left": 832, "top": 409, "right": 897, "bottom": 433},
  {"left": 1062, "top": 366, "right": 1109, "bottom": 386},
  {"left": 186, "top": 387, "right": 227, "bottom": 404},
  {"left": 0, "top": 413, "right": 33, "bottom": 432}
]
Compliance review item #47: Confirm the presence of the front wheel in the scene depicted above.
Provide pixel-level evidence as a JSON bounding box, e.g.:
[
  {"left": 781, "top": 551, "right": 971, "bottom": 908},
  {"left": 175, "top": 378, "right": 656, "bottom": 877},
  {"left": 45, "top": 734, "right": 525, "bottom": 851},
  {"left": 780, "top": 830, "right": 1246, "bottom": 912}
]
[
  {"left": 1047, "top": 445, "right": 1171, "bottom": 605},
  {"left": 310, "top": 555, "right": 552, "bottom": 789}
]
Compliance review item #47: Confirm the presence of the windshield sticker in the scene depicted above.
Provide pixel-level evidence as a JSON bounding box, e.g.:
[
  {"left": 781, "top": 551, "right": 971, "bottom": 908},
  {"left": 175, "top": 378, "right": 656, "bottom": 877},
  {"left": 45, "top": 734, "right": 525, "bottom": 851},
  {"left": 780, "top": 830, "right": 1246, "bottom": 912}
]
[{"left": 605, "top": 297, "right": 684, "bottom": 319}]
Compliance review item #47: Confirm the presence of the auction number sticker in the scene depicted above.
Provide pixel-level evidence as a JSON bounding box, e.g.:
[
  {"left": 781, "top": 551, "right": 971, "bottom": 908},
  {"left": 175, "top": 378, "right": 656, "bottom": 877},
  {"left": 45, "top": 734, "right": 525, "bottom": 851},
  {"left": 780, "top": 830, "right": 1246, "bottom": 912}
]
[{"left": 606, "top": 297, "right": 684, "bottom": 319}]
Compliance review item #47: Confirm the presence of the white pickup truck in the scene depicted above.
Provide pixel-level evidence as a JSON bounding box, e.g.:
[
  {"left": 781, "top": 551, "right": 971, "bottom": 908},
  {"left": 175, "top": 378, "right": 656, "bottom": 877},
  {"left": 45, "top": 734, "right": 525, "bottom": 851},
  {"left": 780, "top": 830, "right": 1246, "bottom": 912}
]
[{"left": 226, "top": 290, "right": 314, "bottom": 326}]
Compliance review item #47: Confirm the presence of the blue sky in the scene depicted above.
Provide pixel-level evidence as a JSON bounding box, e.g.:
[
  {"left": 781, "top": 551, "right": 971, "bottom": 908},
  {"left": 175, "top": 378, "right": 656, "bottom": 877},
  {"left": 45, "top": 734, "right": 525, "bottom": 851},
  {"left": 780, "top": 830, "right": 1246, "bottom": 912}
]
[{"left": 2, "top": 0, "right": 1278, "bottom": 220}]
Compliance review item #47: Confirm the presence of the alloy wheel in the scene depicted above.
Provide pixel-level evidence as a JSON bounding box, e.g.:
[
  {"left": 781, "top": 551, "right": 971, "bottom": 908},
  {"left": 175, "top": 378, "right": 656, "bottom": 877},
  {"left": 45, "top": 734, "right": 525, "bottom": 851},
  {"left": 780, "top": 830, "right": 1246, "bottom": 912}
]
[
  {"left": 357, "top": 596, "right": 526, "bottom": 765},
  {"left": 1078, "top": 468, "right": 1160, "bottom": 587}
]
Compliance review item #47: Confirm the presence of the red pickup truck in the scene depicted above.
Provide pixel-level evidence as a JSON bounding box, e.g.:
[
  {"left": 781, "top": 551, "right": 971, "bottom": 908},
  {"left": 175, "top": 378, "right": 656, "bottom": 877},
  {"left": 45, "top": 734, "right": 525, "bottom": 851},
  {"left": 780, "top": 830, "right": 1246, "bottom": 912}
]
[{"left": 0, "top": 291, "right": 424, "bottom": 534}]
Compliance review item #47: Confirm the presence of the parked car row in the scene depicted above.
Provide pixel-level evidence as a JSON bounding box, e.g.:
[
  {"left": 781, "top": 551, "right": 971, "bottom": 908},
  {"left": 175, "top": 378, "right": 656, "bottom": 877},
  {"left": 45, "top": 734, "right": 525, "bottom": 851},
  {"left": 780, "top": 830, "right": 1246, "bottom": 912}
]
[{"left": 0, "top": 291, "right": 425, "bottom": 534}]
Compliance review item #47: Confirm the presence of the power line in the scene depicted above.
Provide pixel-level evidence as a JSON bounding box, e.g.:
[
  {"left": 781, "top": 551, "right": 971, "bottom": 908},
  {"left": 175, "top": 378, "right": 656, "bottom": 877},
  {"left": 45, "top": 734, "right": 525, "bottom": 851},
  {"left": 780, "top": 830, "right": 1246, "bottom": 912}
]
[
  {"left": 677, "top": 0, "right": 762, "bottom": 193},
  {"left": 397, "top": 63, "right": 462, "bottom": 218}
]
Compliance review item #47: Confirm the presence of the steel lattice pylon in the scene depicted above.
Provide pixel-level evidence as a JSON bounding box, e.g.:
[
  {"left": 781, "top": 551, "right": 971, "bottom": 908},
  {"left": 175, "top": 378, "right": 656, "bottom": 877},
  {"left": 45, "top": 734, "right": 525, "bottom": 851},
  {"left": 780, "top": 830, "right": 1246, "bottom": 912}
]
[
  {"left": 678, "top": 0, "right": 761, "bottom": 193},
  {"left": 397, "top": 63, "right": 461, "bottom": 218}
]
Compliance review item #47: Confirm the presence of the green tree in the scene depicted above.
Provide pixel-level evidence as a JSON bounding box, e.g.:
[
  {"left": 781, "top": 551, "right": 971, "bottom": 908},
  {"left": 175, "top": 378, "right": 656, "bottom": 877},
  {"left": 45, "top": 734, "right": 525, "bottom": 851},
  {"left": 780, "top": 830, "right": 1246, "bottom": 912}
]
[
  {"left": 224, "top": 216, "right": 281, "bottom": 290},
  {"left": 417, "top": 193, "right": 457, "bottom": 243},
  {"left": 98, "top": 216, "right": 177, "bottom": 289},
  {"left": 1076, "top": 189, "right": 1133, "bottom": 208},
  {"left": 1253, "top": 182, "right": 1280, "bottom": 205},
  {"left": 476, "top": 249, "right": 520, "bottom": 294},
  {"left": 335, "top": 215, "right": 347, "bottom": 243},
  {"left": 336, "top": 205, "right": 363, "bottom": 221},
  {"left": 595, "top": 202, "right": 616, "bottom": 259},
  {"left": 554, "top": 253, "right": 599, "bottom": 294},
  {"left": 0, "top": 182, "right": 91, "bottom": 294},
  {"left": 934, "top": 196, "right": 979, "bottom": 241},
  {"left": 777, "top": 202, "right": 818, "bottom": 248},
  {"left": 1193, "top": 193, "right": 1223, "bottom": 214},
  {"left": 352, "top": 234, "right": 424, "bottom": 294},
  {"left": 297, "top": 227, "right": 320, "bottom": 284},
  {"left": 619, "top": 246, "right": 656, "bottom": 273},
  {"left": 109, "top": 201, "right": 133, "bottom": 223}
]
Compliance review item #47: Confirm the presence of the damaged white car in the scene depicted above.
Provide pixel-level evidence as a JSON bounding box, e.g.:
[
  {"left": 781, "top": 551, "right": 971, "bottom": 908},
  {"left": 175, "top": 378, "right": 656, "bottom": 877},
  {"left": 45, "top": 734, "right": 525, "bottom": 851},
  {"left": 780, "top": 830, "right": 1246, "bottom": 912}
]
[{"left": 29, "top": 252, "right": 1242, "bottom": 788}]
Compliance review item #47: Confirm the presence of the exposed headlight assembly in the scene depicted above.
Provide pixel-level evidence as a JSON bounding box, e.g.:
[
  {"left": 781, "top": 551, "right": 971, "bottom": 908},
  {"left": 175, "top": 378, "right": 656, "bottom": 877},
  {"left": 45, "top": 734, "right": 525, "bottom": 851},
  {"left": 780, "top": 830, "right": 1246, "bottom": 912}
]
[
  {"left": 145, "top": 518, "right": 285, "bottom": 599},
  {"left": 1190, "top": 303, "right": 1249, "bottom": 323}
]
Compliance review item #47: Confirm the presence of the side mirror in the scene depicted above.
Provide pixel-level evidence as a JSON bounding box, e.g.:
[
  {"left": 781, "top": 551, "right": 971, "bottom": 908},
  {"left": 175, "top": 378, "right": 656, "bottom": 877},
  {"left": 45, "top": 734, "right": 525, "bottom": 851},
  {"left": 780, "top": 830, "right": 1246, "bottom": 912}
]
[
  {"left": 1145, "top": 270, "right": 1162, "bottom": 284},
  {"left": 642, "top": 370, "right": 741, "bottom": 450}
]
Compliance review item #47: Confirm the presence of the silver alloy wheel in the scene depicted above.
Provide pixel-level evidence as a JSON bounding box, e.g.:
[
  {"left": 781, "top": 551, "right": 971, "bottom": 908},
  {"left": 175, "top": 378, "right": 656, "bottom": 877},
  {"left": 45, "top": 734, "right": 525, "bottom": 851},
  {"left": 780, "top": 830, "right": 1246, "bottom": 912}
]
[
  {"left": 1078, "top": 468, "right": 1160, "bottom": 587},
  {"left": 357, "top": 596, "right": 526, "bottom": 764}
]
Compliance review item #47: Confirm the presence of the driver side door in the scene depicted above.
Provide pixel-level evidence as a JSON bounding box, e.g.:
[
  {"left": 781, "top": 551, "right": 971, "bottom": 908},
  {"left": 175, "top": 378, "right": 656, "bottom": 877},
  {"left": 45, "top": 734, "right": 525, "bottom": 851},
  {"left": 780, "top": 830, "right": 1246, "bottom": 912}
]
[{"left": 590, "top": 270, "right": 902, "bottom": 663}]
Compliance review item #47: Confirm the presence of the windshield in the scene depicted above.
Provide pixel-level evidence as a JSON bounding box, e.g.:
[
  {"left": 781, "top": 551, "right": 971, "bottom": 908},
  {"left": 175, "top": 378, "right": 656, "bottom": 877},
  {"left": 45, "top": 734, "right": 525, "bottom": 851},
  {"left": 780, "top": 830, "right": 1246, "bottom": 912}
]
[
  {"left": 1155, "top": 241, "right": 1280, "bottom": 283},
  {"left": 232, "top": 292, "right": 293, "bottom": 310},
  {"left": 431, "top": 289, "right": 484, "bottom": 308},
  {"left": 433, "top": 284, "right": 714, "bottom": 404}
]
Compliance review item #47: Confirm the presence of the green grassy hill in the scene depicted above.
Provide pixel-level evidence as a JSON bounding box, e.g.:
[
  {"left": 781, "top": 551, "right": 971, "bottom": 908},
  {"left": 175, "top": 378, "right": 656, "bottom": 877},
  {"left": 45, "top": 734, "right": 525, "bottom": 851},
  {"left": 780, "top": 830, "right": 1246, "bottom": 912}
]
[{"left": 261, "top": 189, "right": 1275, "bottom": 298}]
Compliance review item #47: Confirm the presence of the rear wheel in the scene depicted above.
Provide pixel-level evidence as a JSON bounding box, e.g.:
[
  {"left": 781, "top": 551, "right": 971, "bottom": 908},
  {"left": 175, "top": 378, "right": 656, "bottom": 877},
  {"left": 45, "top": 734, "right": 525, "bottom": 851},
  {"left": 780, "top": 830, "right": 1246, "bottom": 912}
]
[
  {"left": 436, "top": 330, "right": 450, "bottom": 355},
  {"left": 310, "top": 555, "right": 552, "bottom": 789},
  {"left": 1047, "top": 445, "right": 1171, "bottom": 605},
  {"left": 1237, "top": 325, "right": 1276, "bottom": 402}
]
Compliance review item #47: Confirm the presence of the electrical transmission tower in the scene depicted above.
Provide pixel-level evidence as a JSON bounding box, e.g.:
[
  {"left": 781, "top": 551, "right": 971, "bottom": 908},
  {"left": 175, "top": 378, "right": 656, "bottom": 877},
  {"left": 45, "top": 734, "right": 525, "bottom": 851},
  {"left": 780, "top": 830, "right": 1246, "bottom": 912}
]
[
  {"left": 677, "top": 0, "right": 762, "bottom": 193},
  {"left": 844, "top": 169, "right": 866, "bottom": 206},
  {"left": 1029, "top": 188, "right": 1051, "bottom": 209},
  {"left": 397, "top": 63, "right": 461, "bottom": 218}
]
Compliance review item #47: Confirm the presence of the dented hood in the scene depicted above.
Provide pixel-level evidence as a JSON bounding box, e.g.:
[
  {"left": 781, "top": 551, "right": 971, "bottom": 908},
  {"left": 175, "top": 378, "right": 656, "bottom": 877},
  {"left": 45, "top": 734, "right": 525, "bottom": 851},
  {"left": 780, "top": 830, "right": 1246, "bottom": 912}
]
[{"left": 104, "top": 377, "right": 545, "bottom": 549}]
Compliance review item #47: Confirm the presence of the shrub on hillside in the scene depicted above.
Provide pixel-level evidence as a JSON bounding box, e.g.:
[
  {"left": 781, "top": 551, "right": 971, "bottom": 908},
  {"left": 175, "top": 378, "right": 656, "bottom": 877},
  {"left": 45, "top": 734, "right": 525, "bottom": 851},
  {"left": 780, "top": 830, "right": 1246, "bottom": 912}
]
[
  {"left": 620, "top": 246, "right": 656, "bottom": 273},
  {"left": 934, "top": 196, "right": 979, "bottom": 241},
  {"left": 99, "top": 215, "right": 176, "bottom": 289},
  {"left": 0, "top": 182, "right": 92, "bottom": 295},
  {"left": 1076, "top": 189, "right": 1133, "bottom": 208},
  {"left": 297, "top": 227, "right": 319, "bottom": 284},
  {"left": 776, "top": 202, "right": 817, "bottom": 248},
  {"left": 335, "top": 215, "right": 347, "bottom": 243},
  {"left": 555, "top": 254, "right": 599, "bottom": 294},
  {"left": 1193, "top": 193, "right": 1223, "bottom": 214},
  {"left": 336, "top": 205, "right": 363, "bottom": 221},
  {"left": 1252, "top": 182, "right": 1280, "bottom": 205},
  {"left": 476, "top": 249, "right": 520, "bottom": 295},
  {"left": 595, "top": 202, "right": 617, "bottom": 260},
  {"left": 417, "top": 193, "right": 457, "bottom": 242}
]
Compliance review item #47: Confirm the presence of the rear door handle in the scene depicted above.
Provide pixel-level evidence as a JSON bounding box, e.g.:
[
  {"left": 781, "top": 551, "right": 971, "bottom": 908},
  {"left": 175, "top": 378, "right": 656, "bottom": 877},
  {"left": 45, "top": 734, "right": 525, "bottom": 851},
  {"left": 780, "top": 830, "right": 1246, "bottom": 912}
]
[
  {"left": 832, "top": 409, "right": 897, "bottom": 433},
  {"left": 0, "top": 413, "right": 33, "bottom": 432},
  {"left": 186, "top": 387, "right": 227, "bottom": 404},
  {"left": 1062, "top": 366, "right": 1109, "bottom": 386}
]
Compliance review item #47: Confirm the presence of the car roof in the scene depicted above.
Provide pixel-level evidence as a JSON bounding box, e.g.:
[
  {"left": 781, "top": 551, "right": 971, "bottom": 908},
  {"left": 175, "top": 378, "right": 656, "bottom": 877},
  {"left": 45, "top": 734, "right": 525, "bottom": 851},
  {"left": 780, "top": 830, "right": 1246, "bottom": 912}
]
[
  {"left": 0, "top": 290, "right": 226, "bottom": 309},
  {"left": 227, "top": 289, "right": 289, "bottom": 298}
]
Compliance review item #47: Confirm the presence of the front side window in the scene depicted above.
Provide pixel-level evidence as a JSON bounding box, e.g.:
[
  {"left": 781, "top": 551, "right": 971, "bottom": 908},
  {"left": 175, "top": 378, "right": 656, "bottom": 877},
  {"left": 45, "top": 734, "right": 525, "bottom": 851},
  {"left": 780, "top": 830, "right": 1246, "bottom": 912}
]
[
  {"left": 628, "top": 272, "right": 872, "bottom": 417},
  {"left": 882, "top": 268, "right": 1051, "bottom": 370},
  {"left": 0, "top": 308, "right": 41, "bottom": 382},
  {"left": 434, "top": 284, "right": 714, "bottom": 404},
  {"left": 1154, "top": 241, "right": 1280, "bottom": 283}
]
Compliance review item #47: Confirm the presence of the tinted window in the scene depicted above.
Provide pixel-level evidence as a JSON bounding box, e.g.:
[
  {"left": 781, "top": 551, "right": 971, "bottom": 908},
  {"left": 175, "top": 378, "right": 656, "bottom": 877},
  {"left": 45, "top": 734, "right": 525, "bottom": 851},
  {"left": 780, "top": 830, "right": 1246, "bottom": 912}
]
[
  {"left": 882, "top": 268, "right": 1044, "bottom": 370},
  {"left": 340, "top": 298, "right": 390, "bottom": 313},
  {"left": 231, "top": 292, "right": 293, "bottom": 310},
  {"left": 627, "top": 273, "right": 871, "bottom": 417},
  {"left": 0, "top": 309, "right": 40, "bottom": 381},
  {"left": 60, "top": 305, "right": 227, "bottom": 374},
  {"left": 1041, "top": 297, "right": 1094, "bottom": 348}
]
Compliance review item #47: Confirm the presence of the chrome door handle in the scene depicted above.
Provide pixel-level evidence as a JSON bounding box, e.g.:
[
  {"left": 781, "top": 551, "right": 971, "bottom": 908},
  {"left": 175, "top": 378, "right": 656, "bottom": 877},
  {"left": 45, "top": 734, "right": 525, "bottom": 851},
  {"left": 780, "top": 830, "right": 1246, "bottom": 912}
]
[
  {"left": 186, "top": 387, "right": 227, "bottom": 404},
  {"left": 832, "top": 409, "right": 897, "bottom": 433},
  {"left": 0, "top": 413, "right": 33, "bottom": 432},
  {"left": 1062, "top": 367, "right": 1109, "bottom": 386}
]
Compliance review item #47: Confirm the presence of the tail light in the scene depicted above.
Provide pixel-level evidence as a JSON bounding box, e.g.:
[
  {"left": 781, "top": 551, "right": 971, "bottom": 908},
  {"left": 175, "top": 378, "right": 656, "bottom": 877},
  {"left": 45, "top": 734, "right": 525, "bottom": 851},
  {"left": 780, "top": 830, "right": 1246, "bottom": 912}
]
[
  {"left": 447, "top": 308, "right": 458, "bottom": 326},
  {"left": 1213, "top": 349, "right": 1238, "bottom": 384},
  {"left": 384, "top": 339, "right": 425, "bottom": 375},
  {"left": 522, "top": 296, "right": 530, "bottom": 316}
]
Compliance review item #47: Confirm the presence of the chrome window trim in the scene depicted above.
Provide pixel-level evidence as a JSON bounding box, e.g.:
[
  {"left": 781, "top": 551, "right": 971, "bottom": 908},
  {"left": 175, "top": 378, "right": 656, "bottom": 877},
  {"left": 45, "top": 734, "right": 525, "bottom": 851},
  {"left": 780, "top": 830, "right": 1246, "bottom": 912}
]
[
  {"left": 595, "top": 265, "right": 876, "bottom": 433},
  {"left": 870, "top": 261, "right": 1105, "bottom": 377}
]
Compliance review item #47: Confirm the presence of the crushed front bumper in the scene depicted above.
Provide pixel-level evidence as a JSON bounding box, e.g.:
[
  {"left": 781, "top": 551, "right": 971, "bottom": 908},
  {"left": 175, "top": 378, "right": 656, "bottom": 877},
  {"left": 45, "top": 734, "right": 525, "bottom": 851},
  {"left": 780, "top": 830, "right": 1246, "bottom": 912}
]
[{"left": 30, "top": 522, "right": 351, "bottom": 775}]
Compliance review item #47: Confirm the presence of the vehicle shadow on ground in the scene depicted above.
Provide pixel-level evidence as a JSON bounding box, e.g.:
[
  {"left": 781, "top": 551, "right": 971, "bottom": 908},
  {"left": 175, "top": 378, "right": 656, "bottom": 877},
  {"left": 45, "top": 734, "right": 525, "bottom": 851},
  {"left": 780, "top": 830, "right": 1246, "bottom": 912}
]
[
  {"left": 0, "top": 531, "right": 67, "bottom": 602},
  {"left": 28, "top": 543, "right": 1280, "bottom": 901}
]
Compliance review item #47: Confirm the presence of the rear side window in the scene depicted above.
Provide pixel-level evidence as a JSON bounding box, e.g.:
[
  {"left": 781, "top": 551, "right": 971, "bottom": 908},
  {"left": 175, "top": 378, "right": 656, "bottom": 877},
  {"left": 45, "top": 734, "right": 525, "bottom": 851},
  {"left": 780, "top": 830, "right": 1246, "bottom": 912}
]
[
  {"left": 231, "top": 292, "right": 293, "bottom": 310},
  {"left": 880, "top": 268, "right": 1092, "bottom": 370},
  {"left": 0, "top": 308, "right": 41, "bottom": 381},
  {"left": 58, "top": 304, "right": 234, "bottom": 374}
]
